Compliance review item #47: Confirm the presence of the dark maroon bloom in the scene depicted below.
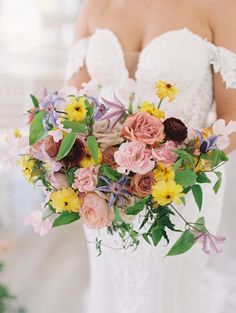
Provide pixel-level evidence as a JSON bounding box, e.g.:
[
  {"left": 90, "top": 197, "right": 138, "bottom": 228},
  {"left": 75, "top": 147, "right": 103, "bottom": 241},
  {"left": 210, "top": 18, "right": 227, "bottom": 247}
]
[
  {"left": 102, "top": 146, "right": 118, "bottom": 169},
  {"left": 163, "top": 117, "right": 188, "bottom": 142},
  {"left": 61, "top": 138, "right": 86, "bottom": 168}
]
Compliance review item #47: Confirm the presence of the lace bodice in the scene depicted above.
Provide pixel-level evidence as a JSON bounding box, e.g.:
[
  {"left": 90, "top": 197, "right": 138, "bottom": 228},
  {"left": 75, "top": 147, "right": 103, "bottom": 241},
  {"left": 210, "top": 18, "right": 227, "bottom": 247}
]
[{"left": 66, "top": 28, "right": 236, "bottom": 129}]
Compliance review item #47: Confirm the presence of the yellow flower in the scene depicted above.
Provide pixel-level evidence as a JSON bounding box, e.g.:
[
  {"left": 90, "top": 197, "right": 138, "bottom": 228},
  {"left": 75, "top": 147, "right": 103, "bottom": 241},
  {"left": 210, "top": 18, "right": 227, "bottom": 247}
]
[
  {"left": 139, "top": 101, "right": 165, "bottom": 119},
  {"left": 14, "top": 128, "right": 22, "bottom": 138},
  {"left": 152, "top": 180, "right": 184, "bottom": 206},
  {"left": 17, "top": 156, "right": 37, "bottom": 182},
  {"left": 153, "top": 164, "right": 175, "bottom": 182},
  {"left": 80, "top": 147, "right": 103, "bottom": 168},
  {"left": 65, "top": 96, "right": 87, "bottom": 122},
  {"left": 155, "top": 80, "right": 179, "bottom": 102},
  {"left": 50, "top": 188, "right": 81, "bottom": 213},
  {"left": 194, "top": 158, "right": 212, "bottom": 172}
]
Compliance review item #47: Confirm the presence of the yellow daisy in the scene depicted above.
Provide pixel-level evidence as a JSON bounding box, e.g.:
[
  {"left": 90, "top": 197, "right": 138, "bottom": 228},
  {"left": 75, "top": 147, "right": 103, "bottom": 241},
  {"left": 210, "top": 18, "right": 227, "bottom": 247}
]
[
  {"left": 152, "top": 180, "right": 184, "bottom": 206},
  {"left": 139, "top": 101, "right": 165, "bottom": 119},
  {"left": 17, "top": 156, "right": 37, "bottom": 182},
  {"left": 50, "top": 188, "right": 81, "bottom": 213},
  {"left": 65, "top": 96, "right": 87, "bottom": 122},
  {"left": 80, "top": 147, "right": 103, "bottom": 168},
  {"left": 153, "top": 164, "right": 175, "bottom": 182},
  {"left": 155, "top": 80, "right": 179, "bottom": 102}
]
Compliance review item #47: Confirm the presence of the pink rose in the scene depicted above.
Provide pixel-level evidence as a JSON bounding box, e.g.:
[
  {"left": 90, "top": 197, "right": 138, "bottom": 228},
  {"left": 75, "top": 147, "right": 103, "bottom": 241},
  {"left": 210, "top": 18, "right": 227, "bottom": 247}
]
[
  {"left": 114, "top": 141, "right": 155, "bottom": 175},
  {"left": 80, "top": 193, "right": 110, "bottom": 229},
  {"left": 121, "top": 112, "right": 165, "bottom": 145},
  {"left": 50, "top": 173, "right": 68, "bottom": 190},
  {"left": 72, "top": 166, "right": 99, "bottom": 193},
  {"left": 152, "top": 141, "right": 177, "bottom": 167}
]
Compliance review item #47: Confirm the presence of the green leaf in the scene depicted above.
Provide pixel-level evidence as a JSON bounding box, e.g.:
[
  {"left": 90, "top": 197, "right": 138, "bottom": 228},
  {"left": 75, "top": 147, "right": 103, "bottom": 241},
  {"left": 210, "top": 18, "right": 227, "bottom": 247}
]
[
  {"left": 173, "top": 158, "right": 182, "bottom": 172},
  {"left": 85, "top": 99, "right": 94, "bottom": 118},
  {"left": 62, "top": 120, "right": 87, "bottom": 133},
  {"left": 29, "top": 111, "right": 47, "bottom": 145},
  {"left": 167, "top": 230, "right": 195, "bottom": 256},
  {"left": 196, "top": 172, "right": 211, "bottom": 184},
  {"left": 66, "top": 167, "right": 78, "bottom": 186},
  {"left": 126, "top": 197, "right": 149, "bottom": 215},
  {"left": 56, "top": 132, "right": 77, "bottom": 161},
  {"left": 175, "top": 169, "right": 197, "bottom": 187},
  {"left": 53, "top": 212, "right": 80, "bottom": 227},
  {"left": 99, "top": 164, "right": 121, "bottom": 181},
  {"left": 213, "top": 171, "right": 222, "bottom": 194},
  {"left": 209, "top": 150, "right": 228, "bottom": 167},
  {"left": 192, "top": 184, "right": 203, "bottom": 211},
  {"left": 87, "top": 135, "right": 99, "bottom": 164},
  {"left": 194, "top": 217, "right": 208, "bottom": 232},
  {"left": 142, "top": 233, "right": 152, "bottom": 245},
  {"left": 30, "top": 94, "right": 39, "bottom": 108},
  {"left": 151, "top": 228, "right": 163, "bottom": 246}
]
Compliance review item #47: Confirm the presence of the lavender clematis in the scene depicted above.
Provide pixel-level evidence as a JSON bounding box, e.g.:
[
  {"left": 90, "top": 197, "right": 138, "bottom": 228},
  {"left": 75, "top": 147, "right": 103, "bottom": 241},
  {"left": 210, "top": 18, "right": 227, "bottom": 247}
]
[
  {"left": 97, "top": 176, "right": 131, "bottom": 207},
  {"left": 195, "top": 231, "right": 226, "bottom": 255},
  {"left": 195, "top": 130, "right": 218, "bottom": 153},
  {"left": 96, "top": 94, "right": 127, "bottom": 129},
  {"left": 39, "top": 90, "right": 65, "bottom": 130}
]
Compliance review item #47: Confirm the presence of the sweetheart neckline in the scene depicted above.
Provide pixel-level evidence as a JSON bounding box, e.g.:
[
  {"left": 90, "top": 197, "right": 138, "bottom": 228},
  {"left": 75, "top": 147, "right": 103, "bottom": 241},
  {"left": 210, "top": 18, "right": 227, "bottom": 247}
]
[{"left": 92, "top": 27, "right": 211, "bottom": 80}]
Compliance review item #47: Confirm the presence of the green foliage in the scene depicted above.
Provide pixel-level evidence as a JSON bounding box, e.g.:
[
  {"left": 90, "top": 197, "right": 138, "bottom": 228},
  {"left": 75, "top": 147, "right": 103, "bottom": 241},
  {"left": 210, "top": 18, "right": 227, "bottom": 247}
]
[
  {"left": 175, "top": 169, "right": 197, "bottom": 187},
  {"left": 192, "top": 184, "right": 203, "bottom": 211},
  {"left": 213, "top": 171, "right": 222, "bottom": 194},
  {"left": 53, "top": 212, "right": 80, "bottom": 227},
  {"left": 126, "top": 197, "right": 149, "bottom": 215},
  {"left": 66, "top": 167, "right": 78, "bottom": 186},
  {"left": 167, "top": 230, "right": 195, "bottom": 256},
  {"left": 30, "top": 94, "right": 39, "bottom": 108},
  {"left": 174, "top": 150, "right": 195, "bottom": 168},
  {"left": 99, "top": 164, "right": 122, "bottom": 181},
  {"left": 29, "top": 111, "right": 47, "bottom": 145},
  {"left": 62, "top": 120, "right": 87, "bottom": 133},
  {"left": 87, "top": 135, "right": 99, "bottom": 164},
  {"left": 194, "top": 217, "right": 208, "bottom": 232},
  {"left": 56, "top": 132, "right": 77, "bottom": 161},
  {"left": 85, "top": 99, "right": 94, "bottom": 118},
  {"left": 196, "top": 172, "right": 211, "bottom": 184}
]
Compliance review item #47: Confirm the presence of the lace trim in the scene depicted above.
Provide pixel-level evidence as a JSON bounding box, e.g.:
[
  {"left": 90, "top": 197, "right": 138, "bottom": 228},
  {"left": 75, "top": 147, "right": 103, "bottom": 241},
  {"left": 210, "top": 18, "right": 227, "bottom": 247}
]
[
  {"left": 64, "top": 37, "right": 90, "bottom": 82},
  {"left": 210, "top": 46, "right": 236, "bottom": 89}
]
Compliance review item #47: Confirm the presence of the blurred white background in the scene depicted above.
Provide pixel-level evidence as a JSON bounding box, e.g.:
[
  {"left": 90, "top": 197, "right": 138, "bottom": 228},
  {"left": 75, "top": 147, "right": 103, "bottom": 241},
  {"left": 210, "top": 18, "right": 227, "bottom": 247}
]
[
  {"left": 0, "top": 1, "right": 236, "bottom": 312},
  {"left": 0, "top": 1, "right": 89, "bottom": 313}
]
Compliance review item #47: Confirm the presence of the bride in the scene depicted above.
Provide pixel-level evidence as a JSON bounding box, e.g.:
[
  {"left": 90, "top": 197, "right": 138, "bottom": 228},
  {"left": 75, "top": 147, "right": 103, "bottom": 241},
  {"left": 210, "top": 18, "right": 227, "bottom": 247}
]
[{"left": 66, "top": 1, "right": 236, "bottom": 312}]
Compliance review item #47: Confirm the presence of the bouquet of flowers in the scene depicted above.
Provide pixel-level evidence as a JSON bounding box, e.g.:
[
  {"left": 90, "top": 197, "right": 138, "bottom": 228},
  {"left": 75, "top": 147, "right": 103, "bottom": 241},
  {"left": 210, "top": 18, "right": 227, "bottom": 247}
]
[{"left": 6, "top": 80, "right": 236, "bottom": 256}]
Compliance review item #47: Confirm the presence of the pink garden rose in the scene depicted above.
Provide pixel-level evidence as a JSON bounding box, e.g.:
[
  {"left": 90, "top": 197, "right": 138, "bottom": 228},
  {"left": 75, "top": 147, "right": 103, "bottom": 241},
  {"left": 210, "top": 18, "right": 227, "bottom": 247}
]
[
  {"left": 72, "top": 166, "right": 99, "bottom": 192},
  {"left": 152, "top": 141, "right": 177, "bottom": 167},
  {"left": 121, "top": 112, "right": 165, "bottom": 145},
  {"left": 50, "top": 173, "right": 68, "bottom": 190},
  {"left": 80, "top": 193, "right": 111, "bottom": 229},
  {"left": 114, "top": 141, "right": 155, "bottom": 175}
]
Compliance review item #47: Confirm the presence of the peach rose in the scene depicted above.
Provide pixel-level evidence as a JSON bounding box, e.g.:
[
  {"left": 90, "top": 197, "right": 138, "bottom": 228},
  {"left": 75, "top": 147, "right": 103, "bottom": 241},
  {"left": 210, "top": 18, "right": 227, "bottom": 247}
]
[
  {"left": 80, "top": 193, "right": 110, "bottom": 229},
  {"left": 130, "top": 172, "right": 155, "bottom": 198},
  {"left": 121, "top": 112, "right": 165, "bottom": 145}
]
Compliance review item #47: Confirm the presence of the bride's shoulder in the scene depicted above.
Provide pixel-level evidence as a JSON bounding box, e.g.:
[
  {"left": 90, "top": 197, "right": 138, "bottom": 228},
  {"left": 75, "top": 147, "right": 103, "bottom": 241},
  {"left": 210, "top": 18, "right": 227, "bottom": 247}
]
[{"left": 75, "top": 0, "right": 109, "bottom": 38}]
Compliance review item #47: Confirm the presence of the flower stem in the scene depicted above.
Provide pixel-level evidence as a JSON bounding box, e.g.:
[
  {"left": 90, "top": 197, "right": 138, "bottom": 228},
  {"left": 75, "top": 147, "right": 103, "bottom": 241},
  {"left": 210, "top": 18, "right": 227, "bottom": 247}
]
[{"left": 158, "top": 99, "right": 163, "bottom": 109}]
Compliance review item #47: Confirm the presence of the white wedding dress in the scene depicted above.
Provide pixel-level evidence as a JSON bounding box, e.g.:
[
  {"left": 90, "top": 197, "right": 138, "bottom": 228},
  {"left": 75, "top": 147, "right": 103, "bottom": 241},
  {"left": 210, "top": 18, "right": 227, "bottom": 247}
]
[{"left": 66, "top": 28, "right": 236, "bottom": 313}]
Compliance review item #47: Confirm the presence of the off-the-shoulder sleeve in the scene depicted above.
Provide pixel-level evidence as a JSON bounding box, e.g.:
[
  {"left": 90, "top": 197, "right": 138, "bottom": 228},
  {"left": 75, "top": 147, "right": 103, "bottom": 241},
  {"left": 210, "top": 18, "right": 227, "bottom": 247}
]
[
  {"left": 65, "top": 37, "right": 90, "bottom": 82},
  {"left": 210, "top": 46, "right": 236, "bottom": 89}
]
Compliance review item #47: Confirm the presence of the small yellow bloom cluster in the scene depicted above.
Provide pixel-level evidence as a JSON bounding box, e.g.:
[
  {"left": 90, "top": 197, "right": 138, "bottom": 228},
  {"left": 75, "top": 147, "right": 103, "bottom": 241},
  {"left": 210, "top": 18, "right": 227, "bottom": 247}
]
[
  {"left": 80, "top": 147, "right": 103, "bottom": 168},
  {"left": 17, "top": 156, "right": 37, "bottom": 182},
  {"left": 139, "top": 101, "right": 165, "bottom": 119},
  {"left": 65, "top": 96, "right": 87, "bottom": 122},
  {"left": 50, "top": 188, "right": 81, "bottom": 213},
  {"left": 151, "top": 180, "right": 184, "bottom": 206},
  {"left": 153, "top": 164, "right": 175, "bottom": 182},
  {"left": 155, "top": 80, "right": 179, "bottom": 102}
]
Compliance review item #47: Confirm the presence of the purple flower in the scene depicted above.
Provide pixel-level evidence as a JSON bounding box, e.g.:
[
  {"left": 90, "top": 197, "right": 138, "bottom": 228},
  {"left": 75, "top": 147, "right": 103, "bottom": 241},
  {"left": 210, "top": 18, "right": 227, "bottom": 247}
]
[
  {"left": 97, "top": 176, "right": 131, "bottom": 207},
  {"left": 195, "top": 130, "right": 218, "bottom": 153},
  {"left": 195, "top": 231, "right": 225, "bottom": 255},
  {"left": 96, "top": 94, "right": 126, "bottom": 129},
  {"left": 39, "top": 90, "right": 65, "bottom": 130}
]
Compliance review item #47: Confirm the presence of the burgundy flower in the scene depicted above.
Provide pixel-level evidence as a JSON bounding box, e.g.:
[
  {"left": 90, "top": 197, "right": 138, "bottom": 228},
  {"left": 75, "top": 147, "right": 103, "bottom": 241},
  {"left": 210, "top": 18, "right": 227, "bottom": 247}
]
[
  {"left": 163, "top": 117, "right": 188, "bottom": 142},
  {"left": 61, "top": 138, "right": 85, "bottom": 168},
  {"left": 102, "top": 146, "right": 118, "bottom": 169}
]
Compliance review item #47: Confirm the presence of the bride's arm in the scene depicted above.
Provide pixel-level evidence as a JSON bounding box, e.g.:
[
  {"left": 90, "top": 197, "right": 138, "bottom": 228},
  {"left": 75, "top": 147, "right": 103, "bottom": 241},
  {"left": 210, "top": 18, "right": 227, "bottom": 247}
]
[
  {"left": 209, "top": 0, "right": 236, "bottom": 153},
  {"left": 67, "top": 0, "right": 107, "bottom": 88}
]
